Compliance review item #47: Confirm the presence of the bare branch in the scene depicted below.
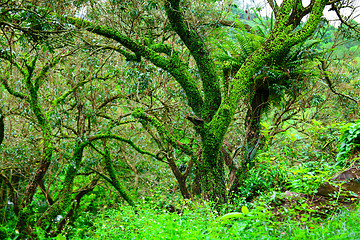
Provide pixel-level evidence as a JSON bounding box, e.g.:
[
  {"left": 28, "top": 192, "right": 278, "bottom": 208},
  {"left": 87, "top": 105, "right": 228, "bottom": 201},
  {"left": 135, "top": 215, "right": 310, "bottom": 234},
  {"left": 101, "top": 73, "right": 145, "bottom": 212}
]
[{"left": 319, "top": 59, "right": 358, "bottom": 103}]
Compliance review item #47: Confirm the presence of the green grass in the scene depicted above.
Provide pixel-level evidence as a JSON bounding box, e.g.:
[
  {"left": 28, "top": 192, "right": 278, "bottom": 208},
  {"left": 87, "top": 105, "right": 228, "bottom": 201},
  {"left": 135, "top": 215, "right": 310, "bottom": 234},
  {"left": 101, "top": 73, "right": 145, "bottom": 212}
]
[{"left": 67, "top": 202, "right": 360, "bottom": 240}]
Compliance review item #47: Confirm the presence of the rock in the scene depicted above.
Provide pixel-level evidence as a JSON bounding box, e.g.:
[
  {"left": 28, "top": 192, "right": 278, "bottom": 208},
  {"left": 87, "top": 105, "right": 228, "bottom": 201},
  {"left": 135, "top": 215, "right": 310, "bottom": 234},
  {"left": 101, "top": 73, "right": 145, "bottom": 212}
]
[
  {"left": 317, "top": 167, "right": 360, "bottom": 197},
  {"left": 331, "top": 167, "right": 360, "bottom": 181},
  {"left": 284, "top": 191, "right": 306, "bottom": 199},
  {"left": 285, "top": 191, "right": 298, "bottom": 197}
]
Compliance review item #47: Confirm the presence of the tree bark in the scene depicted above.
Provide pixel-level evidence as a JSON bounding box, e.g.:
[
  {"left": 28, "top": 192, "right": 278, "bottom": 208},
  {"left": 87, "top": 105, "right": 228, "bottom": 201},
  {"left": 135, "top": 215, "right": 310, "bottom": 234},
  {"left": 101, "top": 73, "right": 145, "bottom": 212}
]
[
  {"left": 229, "top": 86, "right": 269, "bottom": 196},
  {"left": 0, "top": 107, "right": 4, "bottom": 146}
]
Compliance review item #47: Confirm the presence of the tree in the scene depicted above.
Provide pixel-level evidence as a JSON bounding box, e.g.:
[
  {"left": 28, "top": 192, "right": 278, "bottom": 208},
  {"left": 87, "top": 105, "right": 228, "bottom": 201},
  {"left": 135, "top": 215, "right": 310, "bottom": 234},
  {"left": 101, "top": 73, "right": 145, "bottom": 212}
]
[
  {"left": 0, "top": 4, "right": 160, "bottom": 236},
  {"left": 1, "top": 0, "right": 359, "bottom": 238},
  {"left": 62, "top": 0, "right": 333, "bottom": 204}
]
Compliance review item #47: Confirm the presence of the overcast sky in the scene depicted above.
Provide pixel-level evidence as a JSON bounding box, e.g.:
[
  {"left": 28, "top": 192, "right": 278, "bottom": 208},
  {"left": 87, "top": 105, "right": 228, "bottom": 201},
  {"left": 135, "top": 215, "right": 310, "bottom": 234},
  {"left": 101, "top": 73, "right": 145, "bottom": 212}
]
[{"left": 234, "top": 0, "right": 360, "bottom": 27}]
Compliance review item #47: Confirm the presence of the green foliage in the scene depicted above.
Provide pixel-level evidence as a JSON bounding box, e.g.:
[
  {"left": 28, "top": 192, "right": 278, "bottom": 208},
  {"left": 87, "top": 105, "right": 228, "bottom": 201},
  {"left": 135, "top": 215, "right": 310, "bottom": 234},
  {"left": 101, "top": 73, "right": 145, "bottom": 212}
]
[
  {"left": 0, "top": 226, "right": 8, "bottom": 240},
  {"left": 212, "top": 26, "right": 264, "bottom": 64},
  {"left": 1, "top": 0, "right": 360, "bottom": 238},
  {"left": 277, "top": 208, "right": 360, "bottom": 239},
  {"left": 65, "top": 198, "right": 360, "bottom": 240},
  {"left": 337, "top": 120, "right": 360, "bottom": 165},
  {"left": 237, "top": 157, "right": 287, "bottom": 200},
  {"left": 216, "top": 206, "right": 249, "bottom": 221},
  {"left": 287, "top": 160, "right": 337, "bottom": 194},
  {"left": 260, "top": 118, "right": 347, "bottom": 195}
]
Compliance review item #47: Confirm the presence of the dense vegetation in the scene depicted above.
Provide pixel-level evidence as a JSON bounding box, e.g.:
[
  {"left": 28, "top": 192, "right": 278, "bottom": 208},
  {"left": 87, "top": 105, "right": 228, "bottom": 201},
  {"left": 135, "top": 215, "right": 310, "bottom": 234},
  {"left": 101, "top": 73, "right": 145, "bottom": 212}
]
[{"left": 0, "top": 0, "right": 360, "bottom": 239}]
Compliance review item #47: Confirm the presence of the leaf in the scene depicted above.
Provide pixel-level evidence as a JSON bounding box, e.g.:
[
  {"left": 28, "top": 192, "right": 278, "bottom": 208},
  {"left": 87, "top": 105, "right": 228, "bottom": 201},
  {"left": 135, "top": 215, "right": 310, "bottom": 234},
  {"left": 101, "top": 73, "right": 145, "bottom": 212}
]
[
  {"left": 242, "top": 206, "right": 250, "bottom": 214},
  {"left": 215, "top": 212, "right": 242, "bottom": 221},
  {"left": 56, "top": 235, "right": 66, "bottom": 240}
]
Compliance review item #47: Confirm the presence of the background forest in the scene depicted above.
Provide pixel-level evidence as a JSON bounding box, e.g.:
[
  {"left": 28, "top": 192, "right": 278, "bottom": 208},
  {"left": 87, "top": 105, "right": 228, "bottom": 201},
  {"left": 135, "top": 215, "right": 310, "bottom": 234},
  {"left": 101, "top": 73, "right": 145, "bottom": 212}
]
[{"left": 1, "top": 0, "right": 360, "bottom": 239}]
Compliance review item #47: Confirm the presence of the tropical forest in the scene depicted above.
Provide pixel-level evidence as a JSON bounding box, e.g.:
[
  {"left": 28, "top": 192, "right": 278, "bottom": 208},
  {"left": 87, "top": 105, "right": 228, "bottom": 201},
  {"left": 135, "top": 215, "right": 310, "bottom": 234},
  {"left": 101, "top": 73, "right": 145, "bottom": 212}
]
[{"left": 1, "top": 0, "right": 360, "bottom": 239}]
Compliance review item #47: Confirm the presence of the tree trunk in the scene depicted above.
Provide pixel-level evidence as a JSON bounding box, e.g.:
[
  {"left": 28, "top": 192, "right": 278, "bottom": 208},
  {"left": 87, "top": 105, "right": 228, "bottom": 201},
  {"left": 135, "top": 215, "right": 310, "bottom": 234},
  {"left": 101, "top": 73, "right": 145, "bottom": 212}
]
[
  {"left": 229, "top": 86, "right": 269, "bottom": 196},
  {"left": 167, "top": 156, "right": 193, "bottom": 199},
  {"left": 199, "top": 133, "right": 227, "bottom": 204},
  {"left": 0, "top": 107, "right": 4, "bottom": 146},
  {"left": 245, "top": 86, "right": 269, "bottom": 147}
]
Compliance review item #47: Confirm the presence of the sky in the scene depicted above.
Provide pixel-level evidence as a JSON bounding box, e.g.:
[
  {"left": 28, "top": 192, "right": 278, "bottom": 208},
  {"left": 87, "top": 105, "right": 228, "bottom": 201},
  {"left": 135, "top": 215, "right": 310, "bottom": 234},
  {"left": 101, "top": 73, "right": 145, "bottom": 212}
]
[{"left": 234, "top": 0, "right": 360, "bottom": 27}]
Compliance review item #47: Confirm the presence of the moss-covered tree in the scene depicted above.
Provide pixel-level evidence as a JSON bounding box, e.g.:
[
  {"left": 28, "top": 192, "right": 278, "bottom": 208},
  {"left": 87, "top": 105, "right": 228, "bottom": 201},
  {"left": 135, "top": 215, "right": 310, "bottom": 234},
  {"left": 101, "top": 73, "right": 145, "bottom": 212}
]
[
  {"left": 59, "top": 0, "right": 334, "bottom": 204},
  {"left": 0, "top": 7, "right": 163, "bottom": 236}
]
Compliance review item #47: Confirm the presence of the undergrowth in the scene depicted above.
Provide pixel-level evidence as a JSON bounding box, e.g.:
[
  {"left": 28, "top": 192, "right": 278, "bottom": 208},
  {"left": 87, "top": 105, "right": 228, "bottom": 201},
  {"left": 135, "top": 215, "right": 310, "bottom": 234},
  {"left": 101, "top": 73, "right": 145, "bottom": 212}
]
[{"left": 61, "top": 200, "right": 360, "bottom": 240}]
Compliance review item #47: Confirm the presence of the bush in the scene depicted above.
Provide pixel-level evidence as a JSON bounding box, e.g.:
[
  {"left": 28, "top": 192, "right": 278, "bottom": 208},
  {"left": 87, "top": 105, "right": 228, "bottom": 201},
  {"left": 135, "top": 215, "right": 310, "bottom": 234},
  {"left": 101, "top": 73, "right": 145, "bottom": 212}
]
[{"left": 337, "top": 120, "right": 360, "bottom": 166}]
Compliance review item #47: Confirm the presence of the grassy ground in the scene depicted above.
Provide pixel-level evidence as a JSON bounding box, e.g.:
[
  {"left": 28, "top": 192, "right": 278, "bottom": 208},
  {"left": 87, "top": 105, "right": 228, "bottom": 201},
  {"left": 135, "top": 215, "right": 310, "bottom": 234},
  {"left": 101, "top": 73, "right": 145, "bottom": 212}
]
[{"left": 67, "top": 200, "right": 360, "bottom": 240}]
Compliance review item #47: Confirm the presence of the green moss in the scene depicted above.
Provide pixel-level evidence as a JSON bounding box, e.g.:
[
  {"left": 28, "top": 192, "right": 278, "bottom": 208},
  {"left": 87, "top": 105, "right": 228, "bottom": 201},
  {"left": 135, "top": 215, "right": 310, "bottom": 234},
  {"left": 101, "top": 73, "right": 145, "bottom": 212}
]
[
  {"left": 164, "top": 0, "right": 221, "bottom": 120},
  {"left": 103, "top": 141, "right": 135, "bottom": 206},
  {"left": 65, "top": 16, "right": 204, "bottom": 116}
]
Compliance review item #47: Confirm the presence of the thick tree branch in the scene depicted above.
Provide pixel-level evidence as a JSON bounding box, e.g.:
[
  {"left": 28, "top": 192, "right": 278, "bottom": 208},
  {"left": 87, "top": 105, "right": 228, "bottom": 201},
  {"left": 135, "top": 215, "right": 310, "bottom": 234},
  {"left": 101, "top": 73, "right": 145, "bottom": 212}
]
[
  {"left": 273, "top": 0, "right": 297, "bottom": 31},
  {"left": 287, "top": 0, "right": 328, "bottom": 46},
  {"left": 207, "top": 0, "right": 328, "bottom": 146},
  {"left": 0, "top": 50, "right": 26, "bottom": 76},
  {"left": 65, "top": 16, "right": 204, "bottom": 116},
  {"left": 46, "top": 79, "right": 90, "bottom": 117},
  {"left": 17, "top": 55, "right": 55, "bottom": 236},
  {"left": 1, "top": 75, "right": 27, "bottom": 99},
  {"left": 37, "top": 179, "right": 54, "bottom": 206},
  {"left": 164, "top": 0, "right": 221, "bottom": 121},
  {"left": 34, "top": 55, "right": 62, "bottom": 91},
  {"left": 55, "top": 177, "right": 99, "bottom": 236},
  {"left": 102, "top": 139, "right": 135, "bottom": 206}
]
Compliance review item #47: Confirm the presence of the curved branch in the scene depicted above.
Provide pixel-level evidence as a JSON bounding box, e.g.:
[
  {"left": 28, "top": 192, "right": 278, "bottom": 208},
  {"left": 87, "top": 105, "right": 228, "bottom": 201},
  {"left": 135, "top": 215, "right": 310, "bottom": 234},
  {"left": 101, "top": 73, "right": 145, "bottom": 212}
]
[
  {"left": 132, "top": 109, "right": 195, "bottom": 157},
  {"left": 102, "top": 139, "right": 135, "bottom": 206},
  {"left": 164, "top": 0, "right": 221, "bottom": 120},
  {"left": 331, "top": 4, "right": 360, "bottom": 33},
  {"left": 65, "top": 16, "right": 204, "bottom": 116},
  {"left": 34, "top": 55, "right": 62, "bottom": 91},
  {"left": 287, "top": 0, "right": 328, "bottom": 46},
  {"left": 1, "top": 75, "right": 27, "bottom": 99},
  {"left": 0, "top": 50, "right": 26, "bottom": 76},
  {"left": 46, "top": 79, "right": 90, "bottom": 117},
  {"left": 0, "top": 52, "right": 27, "bottom": 99},
  {"left": 55, "top": 177, "right": 99, "bottom": 236},
  {"left": 319, "top": 60, "right": 358, "bottom": 103},
  {"left": 273, "top": 0, "right": 296, "bottom": 31},
  {"left": 87, "top": 133, "right": 158, "bottom": 159}
]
